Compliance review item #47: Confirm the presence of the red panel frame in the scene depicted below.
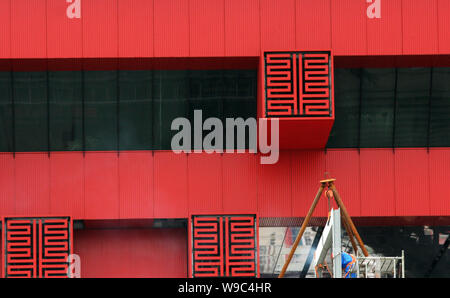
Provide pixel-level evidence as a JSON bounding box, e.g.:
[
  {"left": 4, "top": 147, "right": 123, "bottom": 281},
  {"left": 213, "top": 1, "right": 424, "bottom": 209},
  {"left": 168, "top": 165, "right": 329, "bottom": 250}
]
[
  {"left": 0, "top": 0, "right": 11, "bottom": 59},
  {"left": 0, "top": 153, "right": 14, "bottom": 216},
  {"left": 438, "top": 0, "right": 450, "bottom": 54},
  {"left": 84, "top": 152, "right": 119, "bottom": 219},
  {"left": 119, "top": 151, "right": 154, "bottom": 219}
]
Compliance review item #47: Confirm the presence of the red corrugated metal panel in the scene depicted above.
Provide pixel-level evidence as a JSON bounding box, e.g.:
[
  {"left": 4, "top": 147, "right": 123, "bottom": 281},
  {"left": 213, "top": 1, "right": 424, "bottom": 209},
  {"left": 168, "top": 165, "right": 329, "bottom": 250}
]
[
  {"left": 187, "top": 153, "right": 223, "bottom": 214},
  {"left": 257, "top": 151, "right": 292, "bottom": 217},
  {"left": 119, "top": 152, "right": 153, "bottom": 219},
  {"left": 154, "top": 0, "right": 189, "bottom": 57},
  {"left": 222, "top": 153, "right": 258, "bottom": 214},
  {"left": 83, "top": 0, "right": 118, "bottom": 58},
  {"left": 260, "top": 0, "right": 296, "bottom": 51},
  {"left": 394, "top": 149, "right": 430, "bottom": 216},
  {"left": 366, "top": 0, "right": 402, "bottom": 55},
  {"left": 47, "top": 0, "right": 82, "bottom": 58},
  {"left": 15, "top": 153, "right": 50, "bottom": 215},
  {"left": 189, "top": 0, "right": 225, "bottom": 57},
  {"left": 438, "top": 0, "right": 450, "bottom": 54},
  {"left": 11, "top": 0, "right": 46, "bottom": 58},
  {"left": 0, "top": 153, "right": 14, "bottom": 216},
  {"left": 359, "top": 149, "right": 395, "bottom": 217},
  {"left": 154, "top": 151, "right": 188, "bottom": 218},
  {"left": 224, "top": 0, "right": 260, "bottom": 56},
  {"left": 0, "top": 0, "right": 10, "bottom": 59},
  {"left": 84, "top": 152, "right": 119, "bottom": 219},
  {"left": 74, "top": 228, "right": 187, "bottom": 277},
  {"left": 291, "top": 150, "right": 328, "bottom": 218},
  {"left": 50, "top": 152, "right": 84, "bottom": 219},
  {"left": 330, "top": 0, "right": 367, "bottom": 55},
  {"left": 295, "top": 0, "right": 331, "bottom": 50},
  {"left": 118, "top": 0, "right": 153, "bottom": 58},
  {"left": 429, "top": 149, "right": 450, "bottom": 216},
  {"left": 325, "top": 149, "right": 361, "bottom": 217},
  {"left": 402, "top": 0, "right": 438, "bottom": 55}
]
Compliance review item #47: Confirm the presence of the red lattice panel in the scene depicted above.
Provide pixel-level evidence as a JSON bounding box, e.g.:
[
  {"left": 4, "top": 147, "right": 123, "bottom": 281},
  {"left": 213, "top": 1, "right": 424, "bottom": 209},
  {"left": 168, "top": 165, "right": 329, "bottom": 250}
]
[
  {"left": 191, "top": 215, "right": 257, "bottom": 277},
  {"left": 2, "top": 217, "right": 72, "bottom": 278},
  {"left": 265, "top": 51, "right": 332, "bottom": 117}
]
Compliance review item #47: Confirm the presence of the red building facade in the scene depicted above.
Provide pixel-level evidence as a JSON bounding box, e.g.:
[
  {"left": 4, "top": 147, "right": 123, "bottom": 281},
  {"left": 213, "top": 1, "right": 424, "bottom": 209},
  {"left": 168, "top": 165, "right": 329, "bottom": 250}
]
[{"left": 0, "top": 0, "right": 450, "bottom": 277}]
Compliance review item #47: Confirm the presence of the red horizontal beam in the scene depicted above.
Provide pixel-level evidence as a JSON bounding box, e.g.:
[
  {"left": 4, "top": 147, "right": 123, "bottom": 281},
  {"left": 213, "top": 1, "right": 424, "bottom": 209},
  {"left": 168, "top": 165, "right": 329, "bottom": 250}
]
[
  {"left": 0, "top": 148, "right": 449, "bottom": 223},
  {"left": 0, "top": 0, "right": 449, "bottom": 59}
]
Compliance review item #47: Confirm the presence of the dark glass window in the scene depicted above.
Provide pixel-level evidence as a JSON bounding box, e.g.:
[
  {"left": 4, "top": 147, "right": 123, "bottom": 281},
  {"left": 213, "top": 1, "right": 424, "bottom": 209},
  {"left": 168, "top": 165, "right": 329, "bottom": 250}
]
[
  {"left": 153, "top": 70, "right": 189, "bottom": 150},
  {"left": 429, "top": 67, "right": 450, "bottom": 147},
  {"left": 0, "top": 72, "right": 13, "bottom": 152},
  {"left": 14, "top": 71, "right": 48, "bottom": 152},
  {"left": 222, "top": 70, "right": 257, "bottom": 150},
  {"left": 394, "top": 68, "right": 431, "bottom": 147},
  {"left": 327, "top": 68, "right": 361, "bottom": 148},
  {"left": 49, "top": 71, "right": 83, "bottom": 151},
  {"left": 119, "top": 70, "right": 152, "bottom": 150},
  {"left": 360, "top": 68, "right": 396, "bottom": 147},
  {"left": 84, "top": 71, "right": 118, "bottom": 151}
]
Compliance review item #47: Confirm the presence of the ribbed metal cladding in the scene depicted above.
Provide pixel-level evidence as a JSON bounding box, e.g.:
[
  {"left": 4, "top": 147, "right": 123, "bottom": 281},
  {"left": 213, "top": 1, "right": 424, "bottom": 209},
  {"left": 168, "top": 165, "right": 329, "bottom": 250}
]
[
  {"left": 260, "top": 0, "right": 296, "bottom": 51},
  {"left": 359, "top": 149, "right": 395, "bottom": 217},
  {"left": 295, "top": 0, "right": 331, "bottom": 50},
  {"left": 84, "top": 152, "right": 119, "bottom": 220},
  {"left": 153, "top": 0, "right": 189, "bottom": 57},
  {"left": 438, "top": 0, "right": 450, "bottom": 54},
  {"left": 331, "top": 0, "right": 367, "bottom": 55},
  {"left": 119, "top": 151, "right": 153, "bottom": 219},
  {"left": 189, "top": 0, "right": 225, "bottom": 57},
  {"left": 83, "top": 0, "right": 118, "bottom": 58},
  {"left": 394, "top": 149, "right": 430, "bottom": 216},
  {"left": 153, "top": 151, "right": 188, "bottom": 218},
  {"left": 50, "top": 152, "right": 84, "bottom": 219},
  {"left": 222, "top": 153, "right": 258, "bottom": 214},
  {"left": 325, "top": 149, "right": 361, "bottom": 217},
  {"left": 118, "top": 0, "right": 153, "bottom": 58},
  {"left": 257, "top": 150, "right": 292, "bottom": 218},
  {"left": 187, "top": 153, "right": 223, "bottom": 214},
  {"left": 429, "top": 149, "right": 450, "bottom": 216},
  {"left": 366, "top": 0, "right": 402, "bottom": 55},
  {"left": 0, "top": 153, "right": 14, "bottom": 216},
  {"left": 0, "top": 0, "right": 11, "bottom": 59},
  {"left": 402, "top": 0, "right": 438, "bottom": 55},
  {"left": 15, "top": 153, "right": 50, "bottom": 215},
  {"left": 224, "top": 0, "right": 260, "bottom": 56},
  {"left": 291, "top": 150, "right": 328, "bottom": 218}
]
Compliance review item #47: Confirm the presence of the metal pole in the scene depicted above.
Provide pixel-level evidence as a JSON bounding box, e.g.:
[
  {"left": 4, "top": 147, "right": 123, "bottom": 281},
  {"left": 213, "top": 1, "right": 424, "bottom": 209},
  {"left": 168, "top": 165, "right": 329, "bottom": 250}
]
[
  {"left": 278, "top": 181, "right": 327, "bottom": 278},
  {"left": 329, "top": 182, "right": 369, "bottom": 257},
  {"left": 402, "top": 250, "right": 405, "bottom": 278}
]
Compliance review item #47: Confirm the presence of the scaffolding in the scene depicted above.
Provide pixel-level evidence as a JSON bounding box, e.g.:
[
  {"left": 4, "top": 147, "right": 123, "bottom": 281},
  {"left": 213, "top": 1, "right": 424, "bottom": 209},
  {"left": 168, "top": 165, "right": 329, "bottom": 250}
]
[{"left": 353, "top": 251, "right": 405, "bottom": 278}]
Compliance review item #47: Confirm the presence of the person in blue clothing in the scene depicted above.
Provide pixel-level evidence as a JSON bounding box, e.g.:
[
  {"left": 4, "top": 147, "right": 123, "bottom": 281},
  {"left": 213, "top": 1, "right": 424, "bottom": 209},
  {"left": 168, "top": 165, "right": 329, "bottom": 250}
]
[{"left": 341, "top": 251, "right": 357, "bottom": 278}]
